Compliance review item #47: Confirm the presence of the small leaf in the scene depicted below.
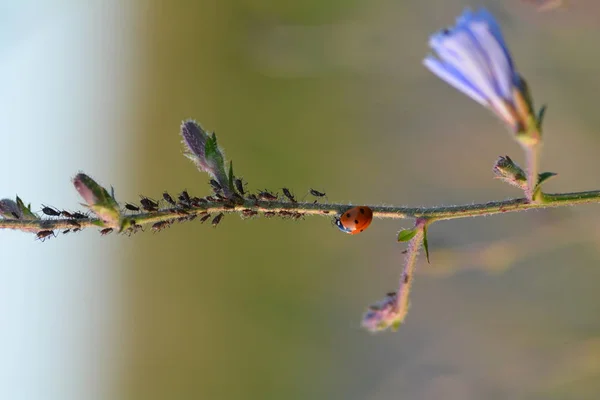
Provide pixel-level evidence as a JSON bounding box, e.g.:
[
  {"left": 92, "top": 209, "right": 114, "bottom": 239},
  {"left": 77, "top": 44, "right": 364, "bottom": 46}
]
[
  {"left": 537, "top": 171, "right": 557, "bottom": 186},
  {"left": 397, "top": 228, "right": 417, "bottom": 242},
  {"left": 423, "top": 225, "right": 430, "bottom": 264},
  {"left": 537, "top": 104, "right": 547, "bottom": 130},
  {"left": 228, "top": 161, "right": 235, "bottom": 193},
  {"left": 15, "top": 196, "right": 37, "bottom": 219},
  {"left": 204, "top": 132, "right": 219, "bottom": 162}
]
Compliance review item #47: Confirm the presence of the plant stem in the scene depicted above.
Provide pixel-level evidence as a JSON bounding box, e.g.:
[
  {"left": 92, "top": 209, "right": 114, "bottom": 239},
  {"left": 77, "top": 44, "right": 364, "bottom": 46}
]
[
  {"left": 3, "top": 189, "right": 600, "bottom": 232},
  {"left": 394, "top": 219, "right": 426, "bottom": 323},
  {"left": 524, "top": 141, "right": 540, "bottom": 201}
]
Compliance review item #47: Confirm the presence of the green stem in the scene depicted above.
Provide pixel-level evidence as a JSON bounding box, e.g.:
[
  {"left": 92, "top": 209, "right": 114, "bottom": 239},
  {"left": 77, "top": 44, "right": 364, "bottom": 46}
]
[
  {"left": 2, "top": 189, "right": 600, "bottom": 232},
  {"left": 524, "top": 141, "right": 540, "bottom": 202}
]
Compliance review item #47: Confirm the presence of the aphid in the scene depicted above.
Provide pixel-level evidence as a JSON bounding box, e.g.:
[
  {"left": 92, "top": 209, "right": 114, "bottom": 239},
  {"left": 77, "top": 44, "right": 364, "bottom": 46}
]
[
  {"left": 62, "top": 229, "right": 71, "bottom": 235},
  {"left": 163, "top": 192, "right": 176, "bottom": 206},
  {"left": 242, "top": 209, "right": 257, "bottom": 218},
  {"left": 309, "top": 189, "right": 326, "bottom": 198},
  {"left": 100, "top": 228, "right": 113, "bottom": 236},
  {"left": 67, "top": 220, "right": 82, "bottom": 228},
  {"left": 209, "top": 179, "right": 222, "bottom": 193},
  {"left": 211, "top": 213, "right": 224, "bottom": 227},
  {"left": 231, "top": 192, "right": 245, "bottom": 205},
  {"left": 61, "top": 211, "right": 74, "bottom": 218},
  {"left": 205, "top": 196, "right": 217, "bottom": 202},
  {"left": 258, "top": 190, "right": 278, "bottom": 201},
  {"left": 386, "top": 291, "right": 397, "bottom": 297},
  {"left": 36, "top": 230, "right": 56, "bottom": 242},
  {"left": 132, "top": 223, "right": 144, "bottom": 233},
  {"left": 125, "top": 203, "right": 140, "bottom": 211},
  {"left": 72, "top": 228, "right": 81, "bottom": 233},
  {"left": 175, "top": 208, "right": 190, "bottom": 216},
  {"left": 72, "top": 212, "right": 87, "bottom": 219},
  {"left": 234, "top": 178, "right": 246, "bottom": 195},
  {"left": 279, "top": 210, "right": 293, "bottom": 217},
  {"left": 246, "top": 194, "right": 258, "bottom": 202},
  {"left": 152, "top": 221, "right": 171, "bottom": 232},
  {"left": 11, "top": 212, "right": 20, "bottom": 219},
  {"left": 282, "top": 188, "right": 296, "bottom": 203},
  {"left": 124, "top": 222, "right": 144, "bottom": 236},
  {"left": 200, "top": 214, "right": 211, "bottom": 223},
  {"left": 178, "top": 190, "right": 190, "bottom": 204},
  {"left": 41, "top": 205, "right": 61, "bottom": 217},
  {"left": 264, "top": 211, "right": 276, "bottom": 218},
  {"left": 222, "top": 202, "right": 235, "bottom": 209},
  {"left": 190, "top": 197, "right": 206, "bottom": 207},
  {"left": 140, "top": 197, "right": 159, "bottom": 211},
  {"left": 334, "top": 206, "right": 373, "bottom": 235}
]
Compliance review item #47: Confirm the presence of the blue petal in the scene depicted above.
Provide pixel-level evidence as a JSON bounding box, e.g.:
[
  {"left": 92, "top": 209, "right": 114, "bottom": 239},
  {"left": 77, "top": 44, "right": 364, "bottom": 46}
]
[
  {"left": 430, "top": 29, "right": 501, "bottom": 104},
  {"left": 423, "top": 56, "right": 489, "bottom": 107}
]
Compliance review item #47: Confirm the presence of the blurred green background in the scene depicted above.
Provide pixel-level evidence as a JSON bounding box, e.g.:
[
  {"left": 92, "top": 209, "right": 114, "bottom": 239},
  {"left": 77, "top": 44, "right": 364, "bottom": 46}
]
[
  {"left": 117, "top": 1, "right": 600, "bottom": 399},
  {"left": 6, "top": 0, "right": 600, "bottom": 399}
]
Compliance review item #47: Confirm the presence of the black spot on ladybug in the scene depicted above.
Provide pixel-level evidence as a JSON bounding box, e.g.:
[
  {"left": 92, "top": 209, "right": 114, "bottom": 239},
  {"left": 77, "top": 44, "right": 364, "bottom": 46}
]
[
  {"left": 354, "top": 220, "right": 359, "bottom": 224},
  {"left": 359, "top": 208, "right": 365, "bottom": 214},
  {"left": 346, "top": 213, "right": 351, "bottom": 217}
]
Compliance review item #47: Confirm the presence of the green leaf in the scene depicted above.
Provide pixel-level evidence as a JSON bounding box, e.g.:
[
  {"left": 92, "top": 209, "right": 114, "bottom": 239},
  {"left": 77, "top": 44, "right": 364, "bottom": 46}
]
[
  {"left": 397, "top": 228, "right": 417, "bottom": 242},
  {"left": 16, "top": 196, "right": 37, "bottom": 219},
  {"left": 228, "top": 161, "right": 235, "bottom": 193},
  {"left": 537, "top": 171, "right": 557, "bottom": 186},
  {"left": 205, "top": 133, "right": 218, "bottom": 161},
  {"left": 537, "top": 105, "right": 547, "bottom": 130},
  {"left": 423, "top": 225, "right": 430, "bottom": 264}
]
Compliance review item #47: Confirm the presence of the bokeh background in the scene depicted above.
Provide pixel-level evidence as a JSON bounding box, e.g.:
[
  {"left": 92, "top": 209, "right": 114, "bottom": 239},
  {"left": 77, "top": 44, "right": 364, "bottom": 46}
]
[{"left": 1, "top": 0, "right": 600, "bottom": 399}]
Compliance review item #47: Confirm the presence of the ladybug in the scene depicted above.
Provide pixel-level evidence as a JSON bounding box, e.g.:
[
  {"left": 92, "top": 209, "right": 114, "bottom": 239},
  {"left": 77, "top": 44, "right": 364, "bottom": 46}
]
[{"left": 335, "top": 206, "right": 373, "bottom": 235}]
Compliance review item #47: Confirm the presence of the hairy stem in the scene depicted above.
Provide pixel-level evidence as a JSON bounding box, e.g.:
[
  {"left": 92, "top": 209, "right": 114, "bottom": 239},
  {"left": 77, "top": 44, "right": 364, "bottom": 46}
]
[
  {"left": 2, "top": 189, "right": 600, "bottom": 232},
  {"left": 395, "top": 219, "right": 426, "bottom": 323},
  {"left": 524, "top": 141, "right": 541, "bottom": 202}
]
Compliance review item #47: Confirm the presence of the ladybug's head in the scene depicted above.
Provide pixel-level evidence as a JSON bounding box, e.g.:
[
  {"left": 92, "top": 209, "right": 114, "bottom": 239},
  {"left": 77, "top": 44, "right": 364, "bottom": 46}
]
[{"left": 334, "top": 217, "right": 353, "bottom": 234}]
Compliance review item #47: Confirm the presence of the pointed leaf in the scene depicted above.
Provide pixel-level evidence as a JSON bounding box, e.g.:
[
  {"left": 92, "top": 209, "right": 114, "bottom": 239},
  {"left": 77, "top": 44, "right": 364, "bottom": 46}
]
[
  {"left": 15, "top": 196, "right": 37, "bottom": 219},
  {"left": 423, "top": 225, "right": 430, "bottom": 264},
  {"left": 537, "top": 171, "right": 557, "bottom": 186},
  {"left": 228, "top": 161, "right": 235, "bottom": 193},
  {"left": 537, "top": 105, "right": 547, "bottom": 130},
  {"left": 397, "top": 228, "right": 417, "bottom": 242}
]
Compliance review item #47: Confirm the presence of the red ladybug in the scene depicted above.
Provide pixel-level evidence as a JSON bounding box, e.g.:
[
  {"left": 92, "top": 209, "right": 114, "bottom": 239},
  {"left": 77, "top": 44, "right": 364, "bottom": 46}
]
[{"left": 335, "top": 206, "right": 373, "bottom": 235}]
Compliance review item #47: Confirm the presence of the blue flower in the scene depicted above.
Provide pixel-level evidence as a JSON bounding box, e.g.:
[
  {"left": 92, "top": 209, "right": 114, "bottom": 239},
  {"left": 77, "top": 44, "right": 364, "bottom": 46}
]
[{"left": 424, "top": 8, "right": 533, "bottom": 132}]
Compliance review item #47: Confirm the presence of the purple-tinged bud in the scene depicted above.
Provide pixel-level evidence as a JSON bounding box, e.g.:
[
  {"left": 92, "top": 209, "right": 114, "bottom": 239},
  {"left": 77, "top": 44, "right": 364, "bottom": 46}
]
[
  {"left": 361, "top": 292, "right": 405, "bottom": 332},
  {"left": 73, "top": 173, "right": 120, "bottom": 227},
  {"left": 0, "top": 199, "right": 21, "bottom": 219},
  {"left": 180, "top": 120, "right": 234, "bottom": 197}
]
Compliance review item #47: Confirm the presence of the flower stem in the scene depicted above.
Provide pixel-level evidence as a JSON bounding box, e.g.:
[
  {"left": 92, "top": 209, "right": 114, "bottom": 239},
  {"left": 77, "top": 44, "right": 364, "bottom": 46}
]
[
  {"left": 524, "top": 141, "right": 541, "bottom": 202},
  {"left": 394, "top": 219, "right": 426, "bottom": 323},
  {"left": 3, "top": 189, "right": 600, "bottom": 232}
]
